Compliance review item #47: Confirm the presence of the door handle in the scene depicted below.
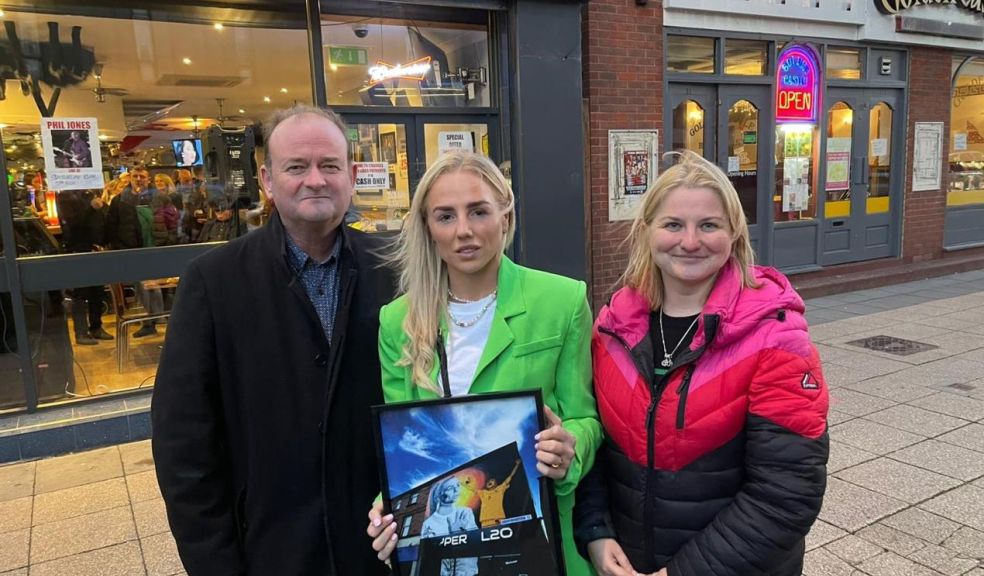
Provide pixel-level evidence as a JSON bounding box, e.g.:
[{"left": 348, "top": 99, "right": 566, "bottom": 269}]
[{"left": 852, "top": 158, "right": 864, "bottom": 185}]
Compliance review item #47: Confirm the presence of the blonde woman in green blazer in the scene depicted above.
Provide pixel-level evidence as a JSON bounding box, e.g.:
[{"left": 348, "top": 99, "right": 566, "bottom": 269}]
[{"left": 366, "top": 151, "right": 602, "bottom": 576}]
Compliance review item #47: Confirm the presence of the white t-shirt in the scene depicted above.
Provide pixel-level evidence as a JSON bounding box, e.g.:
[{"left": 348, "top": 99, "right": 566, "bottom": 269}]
[{"left": 445, "top": 294, "right": 497, "bottom": 397}]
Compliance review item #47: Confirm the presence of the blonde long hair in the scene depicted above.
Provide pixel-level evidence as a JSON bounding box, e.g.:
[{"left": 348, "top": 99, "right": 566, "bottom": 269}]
[
  {"left": 389, "top": 151, "right": 516, "bottom": 393},
  {"left": 620, "top": 150, "right": 758, "bottom": 310}
]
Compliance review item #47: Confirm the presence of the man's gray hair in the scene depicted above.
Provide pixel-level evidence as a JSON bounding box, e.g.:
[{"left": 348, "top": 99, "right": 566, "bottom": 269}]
[{"left": 261, "top": 104, "right": 352, "bottom": 169}]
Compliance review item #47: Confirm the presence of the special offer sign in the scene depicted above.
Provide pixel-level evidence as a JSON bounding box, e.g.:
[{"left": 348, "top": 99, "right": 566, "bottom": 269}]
[{"left": 775, "top": 45, "right": 820, "bottom": 124}]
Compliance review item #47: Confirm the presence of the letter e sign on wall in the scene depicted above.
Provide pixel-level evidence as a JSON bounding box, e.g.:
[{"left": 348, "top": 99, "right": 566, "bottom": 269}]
[{"left": 776, "top": 45, "right": 821, "bottom": 124}]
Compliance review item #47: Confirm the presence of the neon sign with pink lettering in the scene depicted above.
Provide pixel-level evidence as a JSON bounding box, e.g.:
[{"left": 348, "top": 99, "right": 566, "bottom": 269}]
[{"left": 776, "top": 45, "right": 821, "bottom": 124}]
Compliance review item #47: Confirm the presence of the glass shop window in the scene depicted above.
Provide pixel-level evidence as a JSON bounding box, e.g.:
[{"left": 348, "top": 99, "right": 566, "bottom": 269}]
[
  {"left": 826, "top": 47, "right": 862, "bottom": 80},
  {"left": 667, "top": 36, "right": 715, "bottom": 74},
  {"left": 949, "top": 56, "right": 984, "bottom": 207},
  {"left": 322, "top": 17, "right": 491, "bottom": 108},
  {"left": 724, "top": 39, "right": 767, "bottom": 76}
]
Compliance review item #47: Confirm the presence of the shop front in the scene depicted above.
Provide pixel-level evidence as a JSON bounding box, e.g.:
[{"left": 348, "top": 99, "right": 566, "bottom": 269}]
[
  {"left": 665, "top": 32, "right": 908, "bottom": 272},
  {"left": 0, "top": 0, "right": 586, "bottom": 419}
]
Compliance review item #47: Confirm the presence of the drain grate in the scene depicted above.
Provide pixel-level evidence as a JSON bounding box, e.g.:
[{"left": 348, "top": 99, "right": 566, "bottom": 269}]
[{"left": 845, "top": 335, "right": 939, "bottom": 356}]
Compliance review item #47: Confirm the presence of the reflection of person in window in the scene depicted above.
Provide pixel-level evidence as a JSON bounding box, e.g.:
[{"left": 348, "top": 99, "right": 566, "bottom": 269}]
[
  {"left": 463, "top": 459, "right": 520, "bottom": 528},
  {"left": 179, "top": 139, "right": 199, "bottom": 166},
  {"left": 420, "top": 476, "right": 478, "bottom": 576}
]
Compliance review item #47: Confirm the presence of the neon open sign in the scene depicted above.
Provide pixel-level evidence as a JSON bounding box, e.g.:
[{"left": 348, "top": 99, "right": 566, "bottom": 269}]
[{"left": 776, "top": 45, "right": 820, "bottom": 124}]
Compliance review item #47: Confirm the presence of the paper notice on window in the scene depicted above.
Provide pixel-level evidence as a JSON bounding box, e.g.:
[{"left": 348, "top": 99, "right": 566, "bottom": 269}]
[
  {"left": 438, "top": 132, "right": 474, "bottom": 154},
  {"left": 40, "top": 117, "right": 104, "bottom": 191},
  {"left": 825, "top": 137, "right": 851, "bottom": 192},
  {"left": 728, "top": 156, "right": 740, "bottom": 174},
  {"left": 354, "top": 162, "right": 389, "bottom": 190},
  {"left": 954, "top": 133, "right": 968, "bottom": 151},
  {"left": 870, "top": 138, "right": 888, "bottom": 158}
]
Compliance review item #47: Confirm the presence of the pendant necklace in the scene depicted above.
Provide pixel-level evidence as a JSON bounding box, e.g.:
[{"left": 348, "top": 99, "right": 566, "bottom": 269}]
[
  {"left": 448, "top": 289, "right": 497, "bottom": 328},
  {"left": 658, "top": 309, "right": 700, "bottom": 368}
]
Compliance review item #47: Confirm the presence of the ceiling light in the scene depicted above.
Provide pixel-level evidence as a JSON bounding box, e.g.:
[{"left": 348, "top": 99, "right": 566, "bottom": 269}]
[
  {"left": 0, "top": 9, "right": 5, "bottom": 17},
  {"left": 263, "top": 96, "right": 271, "bottom": 103},
  {"left": 213, "top": 23, "right": 224, "bottom": 30},
  {"left": 280, "top": 88, "right": 288, "bottom": 94},
  {"left": 182, "top": 57, "right": 192, "bottom": 65},
  {"left": 98, "top": 134, "right": 108, "bottom": 141},
  {"left": 0, "top": 123, "right": 7, "bottom": 129},
  {"left": 238, "top": 109, "right": 246, "bottom": 114},
  {"left": 330, "top": 63, "right": 338, "bottom": 72}
]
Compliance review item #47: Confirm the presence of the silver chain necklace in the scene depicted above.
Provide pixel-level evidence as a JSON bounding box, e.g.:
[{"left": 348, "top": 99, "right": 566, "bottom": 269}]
[
  {"left": 658, "top": 309, "right": 700, "bottom": 368},
  {"left": 448, "top": 290, "right": 497, "bottom": 328}
]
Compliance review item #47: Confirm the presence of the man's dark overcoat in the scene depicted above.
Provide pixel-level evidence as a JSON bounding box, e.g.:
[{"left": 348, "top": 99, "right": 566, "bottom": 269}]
[{"left": 152, "top": 212, "right": 395, "bottom": 576}]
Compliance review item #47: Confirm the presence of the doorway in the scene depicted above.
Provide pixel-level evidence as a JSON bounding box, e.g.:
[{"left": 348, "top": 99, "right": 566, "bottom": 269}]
[{"left": 821, "top": 88, "right": 903, "bottom": 265}]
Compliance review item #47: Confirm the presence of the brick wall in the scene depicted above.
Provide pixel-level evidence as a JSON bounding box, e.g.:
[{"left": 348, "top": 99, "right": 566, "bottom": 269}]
[
  {"left": 902, "top": 46, "right": 951, "bottom": 263},
  {"left": 583, "top": 0, "right": 663, "bottom": 311}
]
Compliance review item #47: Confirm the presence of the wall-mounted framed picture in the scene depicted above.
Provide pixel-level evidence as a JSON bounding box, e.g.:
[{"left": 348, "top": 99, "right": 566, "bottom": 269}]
[
  {"left": 380, "top": 131, "right": 398, "bottom": 163},
  {"left": 372, "top": 390, "right": 565, "bottom": 576}
]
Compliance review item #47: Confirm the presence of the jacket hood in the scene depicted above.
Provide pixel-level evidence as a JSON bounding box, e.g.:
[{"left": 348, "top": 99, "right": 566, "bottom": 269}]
[{"left": 596, "top": 260, "right": 805, "bottom": 351}]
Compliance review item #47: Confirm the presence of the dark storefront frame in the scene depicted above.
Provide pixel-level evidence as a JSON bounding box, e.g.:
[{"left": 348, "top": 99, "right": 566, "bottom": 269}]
[
  {"left": 0, "top": 0, "right": 586, "bottom": 415},
  {"left": 663, "top": 28, "right": 909, "bottom": 273}
]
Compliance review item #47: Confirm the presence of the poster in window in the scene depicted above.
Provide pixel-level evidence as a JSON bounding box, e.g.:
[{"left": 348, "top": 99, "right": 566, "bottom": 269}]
[
  {"left": 372, "top": 390, "right": 565, "bottom": 576},
  {"left": 608, "top": 129, "right": 658, "bottom": 221},
  {"left": 825, "top": 138, "right": 851, "bottom": 192},
  {"left": 913, "top": 122, "right": 943, "bottom": 192},
  {"left": 41, "top": 117, "right": 104, "bottom": 191},
  {"left": 380, "top": 132, "right": 397, "bottom": 164}
]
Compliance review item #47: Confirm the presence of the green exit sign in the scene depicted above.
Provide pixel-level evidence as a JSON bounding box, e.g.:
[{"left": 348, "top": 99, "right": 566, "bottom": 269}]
[{"left": 328, "top": 46, "right": 368, "bottom": 66}]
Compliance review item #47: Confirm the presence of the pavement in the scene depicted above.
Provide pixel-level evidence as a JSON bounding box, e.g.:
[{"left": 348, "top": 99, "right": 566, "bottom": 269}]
[{"left": 0, "top": 269, "right": 983, "bottom": 575}]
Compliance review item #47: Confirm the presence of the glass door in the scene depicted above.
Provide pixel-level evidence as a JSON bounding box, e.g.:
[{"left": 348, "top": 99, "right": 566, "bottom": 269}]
[
  {"left": 668, "top": 85, "right": 715, "bottom": 160},
  {"left": 416, "top": 115, "right": 498, "bottom": 171},
  {"left": 821, "top": 89, "right": 900, "bottom": 264},
  {"left": 342, "top": 115, "right": 416, "bottom": 233}
]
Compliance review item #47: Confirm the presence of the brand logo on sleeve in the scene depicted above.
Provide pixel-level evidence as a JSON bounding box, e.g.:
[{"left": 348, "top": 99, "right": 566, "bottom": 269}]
[{"left": 801, "top": 372, "right": 821, "bottom": 390}]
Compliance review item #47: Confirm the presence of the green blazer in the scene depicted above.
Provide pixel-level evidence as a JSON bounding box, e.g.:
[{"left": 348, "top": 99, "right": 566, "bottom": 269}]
[{"left": 379, "top": 256, "right": 602, "bottom": 576}]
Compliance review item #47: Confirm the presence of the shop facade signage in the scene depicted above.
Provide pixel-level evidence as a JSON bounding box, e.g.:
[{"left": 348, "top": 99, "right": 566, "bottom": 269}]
[
  {"left": 875, "top": 0, "right": 984, "bottom": 16},
  {"left": 775, "top": 45, "right": 820, "bottom": 124}
]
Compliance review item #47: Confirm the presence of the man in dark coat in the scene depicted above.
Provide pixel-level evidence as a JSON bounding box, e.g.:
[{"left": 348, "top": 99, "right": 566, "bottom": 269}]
[{"left": 152, "top": 105, "right": 396, "bottom": 576}]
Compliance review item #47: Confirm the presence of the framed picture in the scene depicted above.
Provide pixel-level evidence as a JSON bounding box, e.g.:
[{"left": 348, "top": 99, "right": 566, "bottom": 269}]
[
  {"left": 381, "top": 132, "right": 398, "bottom": 163},
  {"left": 607, "top": 129, "right": 658, "bottom": 221},
  {"left": 372, "top": 390, "right": 566, "bottom": 576}
]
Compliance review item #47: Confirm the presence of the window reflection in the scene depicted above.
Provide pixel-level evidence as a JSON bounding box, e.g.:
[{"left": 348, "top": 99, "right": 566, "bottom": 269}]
[
  {"left": 724, "top": 40, "right": 767, "bottom": 76},
  {"left": 727, "top": 100, "right": 758, "bottom": 224},
  {"left": 667, "top": 36, "right": 715, "bottom": 74},
  {"left": 672, "top": 100, "right": 704, "bottom": 154},
  {"left": 322, "top": 17, "right": 491, "bottom": 108}
]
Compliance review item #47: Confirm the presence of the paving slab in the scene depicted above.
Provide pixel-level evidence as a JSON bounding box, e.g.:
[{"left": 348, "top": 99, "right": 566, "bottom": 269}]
[
  {"left": 126, "top": 470, "right": 162, "bottom": 503},
  {"left": 0, "top": 569, "right": 27, "bottom": 576},
  {"left": 141, "top": 532, "right": 185, "bottom": 576},
  {"left": 936, "top": 424, "right": 984, "bottom": 453},
  {"left": 133, "top": 498, "right": 170, "bottom": 539},
  {"left": 0, "top": 462, "right": 35, "bottom": 503},
  {"left": 29, "top": 506, "right": 136, "bottom": 564},
  {"left": 827, "top": 410, "right": 855, "bottom": 426},
  {"left": 28, "top": 542, "right": 145, "bottom": 576},
  {"left": 829, "top": 419, "right": 925, "bottom": 455},
  {"left": 819, "top": 478, "right": 907, "bottom": 532},
  {"left": 803, "top": 547, "right": 856, "bottom": 576},
  {"left": 828, "top": 441, "right": 878, "bottom": 473},
  {"left": 889, "top": 439, "right": 984, "bottom": 481},
  {"left": 0, "top": 530, "right": 29, "bottom": 572},
  {"left": 856, "top": 522, "right": 929, "bottom": 556},
  {"left": 32, "top": 477, "right": 129, "bottom": 526},
  {"left": 881, "top": 508, "right": 962, "bottom": 545},
  {"left": 905, "top": 544, "right": 979, "bottom": 576},
  {"left": 34, "top": 447, "right": 123, "bottom": 494},
  {"left": 829, "top": 389, "right": 899, "bottom": 418},
  {"left": 835, "top": 458, "right": 961, "bottom": 504},
  {"left": 844, "top": 375, "right": 938, "bottom": 403},
  {"left": 807, "top": 520, "right": 848, "bottom": 551},
  {"left": 0, "top": 497, "right": 31, "bottom": 535},
  {"left": 855, "top": 551, "right": 946, "bottom": 576},
  {"left": 119, "top": 440, "right": 154, "bottom": 476},
  {"left": 920, "top": 485, "right": 984, "bottom": 532},
  {"left": 864, "top": 405, "right": 969, "bottom": 438},
  {"left": 908, "top": 392, "right": 984, "bottom": 422},
  {"left": 824, "top": 534, "right": 883, "bottom": 565},
  {"left": 941, "top": 527, "right": 984, "bottom": 561}
]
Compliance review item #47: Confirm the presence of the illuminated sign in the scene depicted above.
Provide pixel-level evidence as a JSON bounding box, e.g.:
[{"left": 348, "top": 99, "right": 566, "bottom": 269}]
[
  {"left": 775, "top": 45, "right": 820, "bottom": 124},
  {"left": 875, "top": 0, "right": 984, "bottom": 16},
  {"left": 367, "top": 57, "right": 432, "bottom": 85}
]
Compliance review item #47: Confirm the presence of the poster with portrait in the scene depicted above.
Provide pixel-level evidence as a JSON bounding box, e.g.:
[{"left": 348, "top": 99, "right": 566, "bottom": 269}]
[
  {"left": 372, "top": 390, "right": 565, "bottom": 576},
  {"left": 40, "top": 117, "right": 104, "bottom": 191},
  {"left": 913, "top": 122, "right": 943, "bottom": 192},
  {"left": 608, "top": 129, "right": 658, "bottom": 221}
]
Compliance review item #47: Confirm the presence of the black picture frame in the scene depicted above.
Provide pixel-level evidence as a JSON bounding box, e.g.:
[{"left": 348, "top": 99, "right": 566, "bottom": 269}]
[{"left": 371, "top": 390, "right": 566, "bottom": 576}]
